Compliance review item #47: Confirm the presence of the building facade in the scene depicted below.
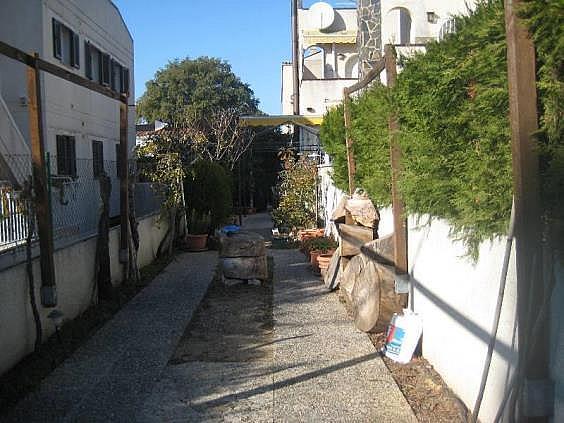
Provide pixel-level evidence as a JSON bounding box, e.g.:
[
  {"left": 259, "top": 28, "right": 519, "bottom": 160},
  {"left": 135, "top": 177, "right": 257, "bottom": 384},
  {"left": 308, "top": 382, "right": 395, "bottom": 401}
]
[
  {"left": 0, "top": 0, "right": 135, "bottom": 187},
  {"left": 282, "top": 2, "right": 359, "bottom": 151}
]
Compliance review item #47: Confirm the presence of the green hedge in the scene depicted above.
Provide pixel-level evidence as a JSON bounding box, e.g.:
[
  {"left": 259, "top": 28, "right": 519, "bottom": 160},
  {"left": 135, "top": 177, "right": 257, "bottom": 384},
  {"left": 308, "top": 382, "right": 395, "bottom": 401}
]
[
  {"left": 320, "top": 83, "right": 392, "bottom": 207},
  {"left": 396, "top": 1, "right": 511, "bottom": 255},
  {"left": 520, "top": 0, "right": 564, "bottom": 233},
  {"left": 320, "top": 0, "right": 563, "bottom": 257}
]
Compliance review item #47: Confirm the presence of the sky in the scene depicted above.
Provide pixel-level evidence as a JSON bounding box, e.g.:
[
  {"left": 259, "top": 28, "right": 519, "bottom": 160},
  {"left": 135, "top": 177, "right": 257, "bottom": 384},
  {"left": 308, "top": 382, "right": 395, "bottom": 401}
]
[
  {"left": 112, "top": 0, "right": 356, "bottom": 115},
  {"left": 113, "top": 0, "right": 292, "bottom": 115}
]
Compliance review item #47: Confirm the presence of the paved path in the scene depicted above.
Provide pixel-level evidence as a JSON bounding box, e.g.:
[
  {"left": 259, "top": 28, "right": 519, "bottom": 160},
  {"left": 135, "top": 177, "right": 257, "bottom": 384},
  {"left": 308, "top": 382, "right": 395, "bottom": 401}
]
[
  {"left": 4, "top": 250, "right": 218, "bottom": 422},
  {"left": 5, "top": 213, "right": 416, "bottom": 422}
]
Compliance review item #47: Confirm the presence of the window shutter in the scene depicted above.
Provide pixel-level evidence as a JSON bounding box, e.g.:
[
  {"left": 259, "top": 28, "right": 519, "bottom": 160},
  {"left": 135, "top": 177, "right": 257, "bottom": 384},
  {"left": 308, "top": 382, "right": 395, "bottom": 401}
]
[
  {"left": 71, "top": 32, "right": 80, "bottom": 68},
  {"left": 52, "top": 18, "right": 62, "bottom": 59},
  {"left": 121, "top": 67, "right": 129, "bottom": 94},
  {"left": 101, "top": 53, "right": 110, "bottom": 85},
  {"left": 110, "top": 59, "right": 116, "bottom": 90},
  {"left": 84, "top": 41, "right": 92, "bottom": 79},
  {"left": 92, "top": 140, "right": 104, "bottom": 177},
  {"left": 69, "top": 137, "right": 76, "bottom": 177},
  {"left": 56, "top": 135, "right": 66, "bottom": 174}
]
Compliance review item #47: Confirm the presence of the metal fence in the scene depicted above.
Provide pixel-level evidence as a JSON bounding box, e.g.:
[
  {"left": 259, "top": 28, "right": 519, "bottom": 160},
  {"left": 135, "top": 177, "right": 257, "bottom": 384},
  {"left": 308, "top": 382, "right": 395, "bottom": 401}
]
[
  {"left": 0, "top": 154, "right": 162, "bottom": 254},
  {"left": 0, "top": 187, "right": 34, "bottom": 252}
]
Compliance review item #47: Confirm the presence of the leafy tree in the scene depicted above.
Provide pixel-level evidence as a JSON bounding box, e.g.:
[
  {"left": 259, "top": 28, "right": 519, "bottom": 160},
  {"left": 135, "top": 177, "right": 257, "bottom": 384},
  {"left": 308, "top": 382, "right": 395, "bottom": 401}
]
[
  {"left": 272, "top": 154, "right": 317, "bottom": 230},
  {"left": 137, "top": 57, "right": 259, "bottom": 125}
]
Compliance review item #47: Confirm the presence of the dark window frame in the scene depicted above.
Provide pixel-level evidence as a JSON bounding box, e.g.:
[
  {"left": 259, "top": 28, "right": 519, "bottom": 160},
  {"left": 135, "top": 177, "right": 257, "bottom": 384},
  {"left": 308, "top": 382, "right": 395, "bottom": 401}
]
[
  {"left": 101, "top": 53, "right": 111, "bottom": 86},
  {"left": 84, "top": 41, "right": 92, "bottom": 79},
  {"left": 52, "top": 18, "right": 79, "bottom": 69},
  {"left": 56, "top": 135, "right": 77, "bottom": 178},
  {"left": 92, "top": 140, "right": 104, "bottom": 178}
]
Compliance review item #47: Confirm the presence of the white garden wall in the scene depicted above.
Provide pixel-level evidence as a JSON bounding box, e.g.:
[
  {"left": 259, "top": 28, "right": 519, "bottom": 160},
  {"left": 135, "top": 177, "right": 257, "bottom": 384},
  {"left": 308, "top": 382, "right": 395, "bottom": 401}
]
[
  {"left": 378, "top": 208, "right": 519, "bottom": 422},
  {"left": 0, "top": 214, "right": 167, "bottom": 376}
]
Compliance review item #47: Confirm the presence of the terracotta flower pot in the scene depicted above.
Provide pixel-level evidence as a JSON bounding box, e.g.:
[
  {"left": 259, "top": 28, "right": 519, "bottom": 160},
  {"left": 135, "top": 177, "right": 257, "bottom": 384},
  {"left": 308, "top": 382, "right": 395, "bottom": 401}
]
[
  {"left": 310, "top": 250, "right": 321, "bottom": 273},
  {"left": 317, "top": 253, "right": 333, "bottom": 271},
  {"left": 185, "top": 234, "right": 208, "bottom": 251}
]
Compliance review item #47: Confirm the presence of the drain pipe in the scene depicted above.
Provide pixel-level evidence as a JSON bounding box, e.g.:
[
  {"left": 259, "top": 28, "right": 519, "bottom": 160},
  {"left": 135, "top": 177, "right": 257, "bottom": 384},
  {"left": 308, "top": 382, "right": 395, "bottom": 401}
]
[{"left": 470, "top": 199, "right": 516, "bottom": 422}]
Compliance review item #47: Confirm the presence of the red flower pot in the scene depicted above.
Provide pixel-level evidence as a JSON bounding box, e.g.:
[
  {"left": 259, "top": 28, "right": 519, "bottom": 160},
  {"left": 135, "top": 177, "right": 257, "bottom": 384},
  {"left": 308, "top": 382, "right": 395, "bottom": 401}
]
[{"left": 185, "top": 234, "right": 208, "bottom": 251}]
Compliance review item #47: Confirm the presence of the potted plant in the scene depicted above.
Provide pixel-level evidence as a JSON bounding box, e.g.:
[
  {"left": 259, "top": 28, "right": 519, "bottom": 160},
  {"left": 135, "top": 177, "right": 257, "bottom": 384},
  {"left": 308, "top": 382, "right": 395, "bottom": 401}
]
[
  {"left": 184, "top": 160, "right": 233, "bottom": 250},
  {"left": 307, "top": 236, "right": 338, "bottom": 272},
  {"left": 185, "top": 211, "right": 210, "bottom": 251}
]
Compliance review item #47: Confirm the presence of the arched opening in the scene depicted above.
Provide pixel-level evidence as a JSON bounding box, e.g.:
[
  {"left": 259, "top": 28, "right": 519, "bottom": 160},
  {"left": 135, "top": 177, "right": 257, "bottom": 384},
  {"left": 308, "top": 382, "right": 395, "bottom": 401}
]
[
  {"left": 344, "top": 54, "right": 359, "bottom": 79},
  {"left": 302, "top": 46, "right": 325, "bottom": 80},
  {"left": 385, "top": 7, "right": 412, "bottom": 45}
]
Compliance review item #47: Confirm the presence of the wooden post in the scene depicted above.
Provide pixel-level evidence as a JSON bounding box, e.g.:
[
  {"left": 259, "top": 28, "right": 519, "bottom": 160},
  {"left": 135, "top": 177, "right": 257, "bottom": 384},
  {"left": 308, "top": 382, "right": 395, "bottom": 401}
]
[
  {"left": 343, "top": 88, "right": 356, "bottom": 196},
  {"left": 384, "top": 45, "right": 408, "bottom": 276},
  {"left": 119, "top": 103, "right": 129, "bottom": 278},
  {"left": 27, "top": 57, "right": 57, "bottom": 307},
  {"left": 504, "top": 1, "right": 548, "bottom": 420}
]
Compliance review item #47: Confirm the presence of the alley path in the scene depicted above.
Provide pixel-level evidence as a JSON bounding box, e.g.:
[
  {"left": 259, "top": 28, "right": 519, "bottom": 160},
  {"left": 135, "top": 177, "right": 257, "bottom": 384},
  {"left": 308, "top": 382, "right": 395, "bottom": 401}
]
[{"left": 4, "top": 213, "right": 415, "bottom": 422}]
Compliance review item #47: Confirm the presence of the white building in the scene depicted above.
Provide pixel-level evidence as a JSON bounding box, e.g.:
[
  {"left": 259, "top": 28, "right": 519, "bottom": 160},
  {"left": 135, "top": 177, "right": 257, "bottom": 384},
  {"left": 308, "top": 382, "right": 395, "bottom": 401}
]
[
  {"left": 0, "top": 0, "right": 135, "bottom": 187},
  {"left": 282, "top": 2, "right": 359, "bottom": 151}
]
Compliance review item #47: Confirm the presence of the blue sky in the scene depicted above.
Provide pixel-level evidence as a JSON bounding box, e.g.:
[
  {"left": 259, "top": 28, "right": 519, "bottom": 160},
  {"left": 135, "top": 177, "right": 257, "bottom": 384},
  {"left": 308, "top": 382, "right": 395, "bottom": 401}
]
[
  {"left": 113, "top": 1, "right": 356, "bottom": 115},
  {"left": 113, "top": 0, "right": 292, "bottom": 115}
]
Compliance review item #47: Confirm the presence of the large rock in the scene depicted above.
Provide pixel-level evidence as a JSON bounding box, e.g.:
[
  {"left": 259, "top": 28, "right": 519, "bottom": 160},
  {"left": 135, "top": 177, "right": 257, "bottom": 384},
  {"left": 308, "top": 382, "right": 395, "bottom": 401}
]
[
  {"left": 361, "top": 234, "right": 395, "bottom": 266},
  {"left": 345, "top": 199, "right": 379, "bottom": 229},
  {"left": 339, "top": 224, "right": 374, "bottom": 257},
  {"left": 345, "top": 190, "right": 380, "bottom": 229},
  {"left": 351, "top": 257, "right": 380, "bottom": 332},
  {"left": 340, "top": 255, "right": 364, "bottom": 304},
  {"left": 220, "top": 256, "right": 268, "bottom": 280},
  {"left": 219, "top": 231, "right": 266, "bottom": 258},
  {"left": 324, "top": 248, "right": 342, "bottom": 291}
]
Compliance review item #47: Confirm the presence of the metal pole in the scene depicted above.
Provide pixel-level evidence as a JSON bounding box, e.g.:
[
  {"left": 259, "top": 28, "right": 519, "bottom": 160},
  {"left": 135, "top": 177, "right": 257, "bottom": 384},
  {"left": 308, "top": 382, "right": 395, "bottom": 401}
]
[
  {"left": 27, "top": 55, "right": 57, "bottom": 307},
  {"left": 291, "top": 0, "right": 300, "bottom": 116}
]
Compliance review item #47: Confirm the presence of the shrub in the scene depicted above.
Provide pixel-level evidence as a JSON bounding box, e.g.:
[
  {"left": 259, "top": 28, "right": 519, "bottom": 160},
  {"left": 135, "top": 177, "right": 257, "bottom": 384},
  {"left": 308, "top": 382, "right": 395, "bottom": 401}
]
[
  {"left": 272, "top": 155, "right": 317, "bottom": 230},
  {"left": 184, "top": 160, "right": 233, "bottom": 231}
]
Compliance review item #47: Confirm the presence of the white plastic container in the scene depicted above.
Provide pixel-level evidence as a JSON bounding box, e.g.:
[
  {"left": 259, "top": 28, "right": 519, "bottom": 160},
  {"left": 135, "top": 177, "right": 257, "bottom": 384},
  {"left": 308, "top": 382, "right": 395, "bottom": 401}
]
[{"left": 384, "top": 310, "right": 423, "bottom": 364}]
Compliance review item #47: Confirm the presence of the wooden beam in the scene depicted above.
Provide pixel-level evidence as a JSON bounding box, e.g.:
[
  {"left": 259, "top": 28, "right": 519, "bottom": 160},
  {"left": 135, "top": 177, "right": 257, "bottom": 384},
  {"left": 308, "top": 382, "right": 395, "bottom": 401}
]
[
  {"left": 384, "top": 44, "right": 408, "bottom": 275},
  {"left": 341, "top": 58, "right": 387, "bottom": 197},
  {"left": 0, "top": 40, "right": 127, "bottom": 104},
  {"left": 343, "top": 58, "right": 385, "bottom": 95},
  {"left": 27, "top": 57, "right": 57, "bottom": 307},
  {"left": 119, "top": 103, "right": 130, "bottom": 275},
  {"left": 343, "top": 89, "right": 356, "bottom": 196},
  {"left": 504, "top": 1, "right": 548, "bottom": 420}
]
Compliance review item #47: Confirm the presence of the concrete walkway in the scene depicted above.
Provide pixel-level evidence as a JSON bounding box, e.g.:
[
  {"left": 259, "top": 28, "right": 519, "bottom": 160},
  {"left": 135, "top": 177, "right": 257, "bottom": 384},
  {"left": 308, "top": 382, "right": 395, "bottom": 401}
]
[
  {"left": 5, "top": 213, "right": 416, "bottom": 422},
  {"left": 4, "top": 250, "right": 218, "bottom": 422}
]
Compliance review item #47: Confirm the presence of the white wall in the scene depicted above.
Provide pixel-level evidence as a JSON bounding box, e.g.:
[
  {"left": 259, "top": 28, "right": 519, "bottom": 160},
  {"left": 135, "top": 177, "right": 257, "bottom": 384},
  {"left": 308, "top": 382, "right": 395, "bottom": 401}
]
[
  {"left": 0, "top": 0, "right": 135, "bottom": 165},
  {"left": 381, "top": 0, "right": 477, "bottom": 46},
  {"left": 0, "top": 214, "right": 167, "bottom": 376},
  {"left": 392, "top": 210, "right": 518, "bottom": 423}
]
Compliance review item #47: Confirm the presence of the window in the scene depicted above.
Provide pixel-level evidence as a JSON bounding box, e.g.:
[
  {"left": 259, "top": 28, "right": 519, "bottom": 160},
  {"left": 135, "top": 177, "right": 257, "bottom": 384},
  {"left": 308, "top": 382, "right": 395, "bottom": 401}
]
[
  {"left": 56, "top": 135, "right": 76, "bottom": 177},
  {"left": 115, "top": 144, "right": 123, "bottom": 178},
  {"left": 84, "top": 41, "right": 92, "bottom": 79},
  {"left": 84, "top": 40, "right": 128, "bottom": 93},
  {"left": 52, "top": 18, "right": 79, "bottom": 68},
  {"left": 92, "top": 140, "right": 104, "bottom": 177},
  {"left": 111, "top": 59, "right": 121, "bottom": 91},
  {"left": 101, "top": 53, "right": 110, "bottom": 86}
]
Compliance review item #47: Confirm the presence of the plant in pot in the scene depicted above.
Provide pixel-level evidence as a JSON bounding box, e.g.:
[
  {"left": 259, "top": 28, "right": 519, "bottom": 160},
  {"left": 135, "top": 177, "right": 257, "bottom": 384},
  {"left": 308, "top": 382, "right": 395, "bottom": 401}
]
[
  {"left": 184, "top": 160, "right": 233, "bottom": 251},
  {"left": 185, "top": 211, "right": 211, "bottom": 251},
  {"left": 308, "top": 236, "right": 338, "bottom": 272}
]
